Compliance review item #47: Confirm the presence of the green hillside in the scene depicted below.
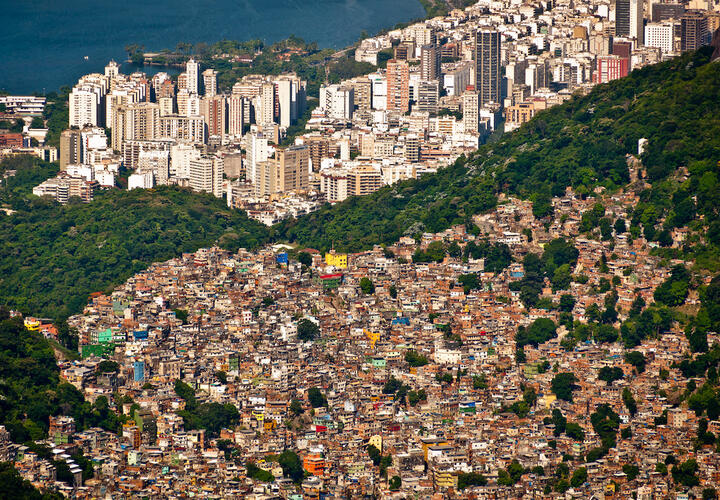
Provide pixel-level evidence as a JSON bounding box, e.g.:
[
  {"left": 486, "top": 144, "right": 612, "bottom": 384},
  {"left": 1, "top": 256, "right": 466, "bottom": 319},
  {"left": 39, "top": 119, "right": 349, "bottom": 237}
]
[
  {"left": 276, "top": 47, "right": 720, "bottom": 256},
  {"left": 0, "top": 169, "right": 270, "bottom": 318},
  {"left": 2, "top": 48, "right": 719, "bottom": 320}
]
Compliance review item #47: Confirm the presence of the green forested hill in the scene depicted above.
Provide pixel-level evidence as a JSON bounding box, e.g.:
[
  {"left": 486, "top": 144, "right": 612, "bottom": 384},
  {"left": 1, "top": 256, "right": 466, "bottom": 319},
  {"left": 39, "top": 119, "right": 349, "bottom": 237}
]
[
  {"left": 0, "top": 180, "right": 270, "bottom": 318},
  {"left": 276, "top": 47, "right": 720, "bottom": 254}
]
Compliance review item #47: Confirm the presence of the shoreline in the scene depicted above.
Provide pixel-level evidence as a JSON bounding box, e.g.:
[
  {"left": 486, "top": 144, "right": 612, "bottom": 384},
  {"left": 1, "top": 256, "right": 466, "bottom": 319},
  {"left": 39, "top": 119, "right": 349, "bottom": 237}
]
[{"left": 5, "top": 0, "right": 438, "bottom": 96}]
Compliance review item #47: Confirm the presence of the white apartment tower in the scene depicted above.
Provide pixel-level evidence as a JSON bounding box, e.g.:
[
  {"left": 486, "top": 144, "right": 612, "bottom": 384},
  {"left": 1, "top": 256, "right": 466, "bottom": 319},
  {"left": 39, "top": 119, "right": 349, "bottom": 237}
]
[
  {"left": 645, "top": 22, "right": 675, "bottom": 53},
  {"left": 70, "top": 87, "right": 102, "bottom": 127},
  {"left": 186, "top": 58, "right": 199, "bottom": 94},
  {"left": 189, "top": 156, "right": 223, "bottom": 197},
  {"left": 319, "top": 84, "right": 355, "bottom": 120}
]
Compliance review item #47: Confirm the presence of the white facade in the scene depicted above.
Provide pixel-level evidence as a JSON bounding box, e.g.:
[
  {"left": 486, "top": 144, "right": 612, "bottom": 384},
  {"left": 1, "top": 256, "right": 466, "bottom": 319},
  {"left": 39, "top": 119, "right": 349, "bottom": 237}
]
[
  {"left": 186, "top": 58, "right": 199, "bottom": 95},
  {"left": 319, "top": 84, "right": 355, "bottom": 120},
  {"left": 645, "top": 22, "right": 675, "bottom": 53},
  {"left": 128, "top": 171, "right": 155, "bottom": 190},
  {"left": 189, "top": 156, "right": 223, "bottom": 198},
  {"left": 69, "top": 87, "right": 102, "bottom": 127}
]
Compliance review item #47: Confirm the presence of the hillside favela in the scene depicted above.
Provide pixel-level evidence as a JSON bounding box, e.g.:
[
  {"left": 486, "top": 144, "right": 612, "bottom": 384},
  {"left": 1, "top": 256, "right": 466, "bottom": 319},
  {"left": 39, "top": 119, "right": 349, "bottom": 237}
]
[{"left": 1, "top": 0, "right": 720, "bottom": 497}]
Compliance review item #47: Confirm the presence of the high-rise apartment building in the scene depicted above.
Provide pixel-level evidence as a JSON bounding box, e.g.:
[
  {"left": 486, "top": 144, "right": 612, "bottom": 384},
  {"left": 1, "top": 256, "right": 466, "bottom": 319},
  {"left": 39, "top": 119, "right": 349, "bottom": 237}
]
[
  {"left": 257, "top": 83, "right": 275, "bottom": 126},
  {"left": 652, "top": 3, "right": 684, "bottom": 22},
  {"left": 386, "top": 60, "right": 410, "bottom": 113},
  {"left": 255, "top": 145, "right": 309, "bottom": 196},
  {"left": 201, "top": 95, "right": 227, "bottom": 138},
  {"left": 462, "top": 89, "right": 480, "bottom": 133},
  {"left": 227, "top": 96, "right": 246, "bottom": 136},
  {"left": 405, "top": 135, "right": 421, "bottom": 163},
  {"left": 616, "top": 0, "right": 644, "bottom": 43},
  {"left": 186, "top": 58, "right": 199, "bottom": 94},
  {"left": 348, "top": 77, "right": 372, "bottom": 111},
  {"left": 111, "top": 102, "right": 160, "bottom": 151},
  {"left": 681, "top": 12, "right": 709, "bottom": 52},
  {"left": 416, "top": 80, "right": 439, "bottom": 114},
  {"left": 247, "top": 131, "right": 270, "bottom": 186},
  {"left": 70, "top": 86, "right": 103, "bottom": 127},
  {"left": 60, "top": 129, "right": 82, "bottom": 170},
  {"left": 202, "top": 69, "right": 218, "bottom": 96},
  {"left": 189, "top": 156, "right": 223, "bottom": 197},
  {"left": 274, "top": 145, "right": 309, "bottom": 193},
  {"left": 645, "top": 22, "right": 675, "bottom": 53},
  {"left": 594, "top": 55, "right": 630, "bottom": 83},
  {"left": 475, "top": 29, "right": 501, "bottom": 107},
  {"left": 319, "top": 84, "right": 355, "bottom": 120},
  {"left": 421, "top": 44, "right": 441, "bottom": 81},
  {"left": 158, "top": 115, "right": 205, "bottom": 144}
]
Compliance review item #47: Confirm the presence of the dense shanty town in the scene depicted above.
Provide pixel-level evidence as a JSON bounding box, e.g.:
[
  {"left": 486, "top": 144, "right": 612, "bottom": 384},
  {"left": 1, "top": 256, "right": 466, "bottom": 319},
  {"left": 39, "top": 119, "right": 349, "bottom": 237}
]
[
  {"left": 1, "top": 0, "right": 717, "bottom": 218},
  {"left": 6, "top": 155, "right": 718, "bottom": 498}
]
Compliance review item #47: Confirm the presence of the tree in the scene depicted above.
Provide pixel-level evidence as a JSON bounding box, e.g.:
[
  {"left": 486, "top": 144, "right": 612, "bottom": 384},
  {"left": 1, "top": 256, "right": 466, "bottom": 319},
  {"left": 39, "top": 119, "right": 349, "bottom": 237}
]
[
  {"left": 405, "top": 350, "right": 429, "bottom": 367},
  {"left": 359, "top": 277, "right": 375, "bottom": 294},
  {"left": 297, "top": 251, "right": 313, "bottom": 267},
  {"left": 289, "top": 399, "right": 303, "bottom": 416},
  {"left": 551, "top": 372, "right": 578, "bottom": 401},
  {"left": 598, "top": 366, "right": 624, "bottom": 385},
  {"left": 516, "top": 318, "right": 557, "bottom": 348},
  {"left": 389, "top": 475, "right": 401, "bottom": 490},
  {"left": 622, "top": 464, "right": 640, "bottom": 481},
  {"left": 559, "top": 294, "right": 576, "bottom": 312},
  {"left": 307, "top": 387, "right": 327, "bottom": 408},
  {"left": 565, "top": 422, "right": 585, "bottom": 441},
  {"left": 458, "top": 273, "right": 481, "bottom": 293},
  {"left": 297, "top": 319, "right": 319, "bottom": 341},
  {"left": 654, "top": 265, "right": 691, "bottom": 307},
  {"left": 457, "top": 472, "right": 487, "bottom": 490},
  {"left": 624, "top": 351, "right": 646, "bottom": 373},
  {"left": 622, "top": 388, "right": 638, "bottom": 417},
  {"left": 389, "top": 285, "right": 397, "bottom": 298},
  {"left": 671, "top": 459, "right": 699, "bottom": 487},
  {"left": 96, "top": 360, "right": 119, "bottom": 373},
  {"left": 408, "top": 389, "right": 427, "bottom": 406},
  {"left": 367, "top": 444, "right": 382, "bottom": 466},
  {"left": 278, "top": 450, "right": 304, "bottom": 483},
  {"left": 571, "top": 467, "right": 587, "bottom": 487}
]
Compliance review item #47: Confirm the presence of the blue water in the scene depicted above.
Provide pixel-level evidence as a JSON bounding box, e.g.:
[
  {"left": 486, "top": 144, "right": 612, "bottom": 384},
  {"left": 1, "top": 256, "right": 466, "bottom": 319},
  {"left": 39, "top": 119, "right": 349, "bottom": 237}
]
[{"left": 0, "top": 0, "right": 424, "bottom": 94}]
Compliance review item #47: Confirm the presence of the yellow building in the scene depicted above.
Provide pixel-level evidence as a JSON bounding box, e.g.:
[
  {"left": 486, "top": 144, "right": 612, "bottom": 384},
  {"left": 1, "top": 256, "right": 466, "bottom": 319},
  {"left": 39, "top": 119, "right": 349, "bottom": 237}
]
[
  {"left": 433, "top": 469, "right": 458, "bottom": 490},
  {"left": 24, "top": 318, "right": 41, "bottom": 331},
  {"left": 324, "top": 251, "right": 348, "bottom": 269},
  {"left": 368, "top": 434, "right": 383, "bottom": 451}
]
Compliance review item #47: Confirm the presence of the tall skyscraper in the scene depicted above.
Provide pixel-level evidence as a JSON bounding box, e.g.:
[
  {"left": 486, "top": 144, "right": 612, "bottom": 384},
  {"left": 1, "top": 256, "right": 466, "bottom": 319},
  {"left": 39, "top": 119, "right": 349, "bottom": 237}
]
[
  {"left": 616, "top": 0, "right": 644, "bottom": 43},
  {"left": 202, "top": 69, "right": 218, "bottom": 96},
  {"left": 186, "top": 58, "right": 199, "bottom": 94},
  {"left": 386, "top": 60, "right": 410, "bottom": 113},
  {"left": 421, "top": 44, "right": 441, "bottom": 81},
  {"left": 475, "top": 29, "right": 501, "bottom": 107}
]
